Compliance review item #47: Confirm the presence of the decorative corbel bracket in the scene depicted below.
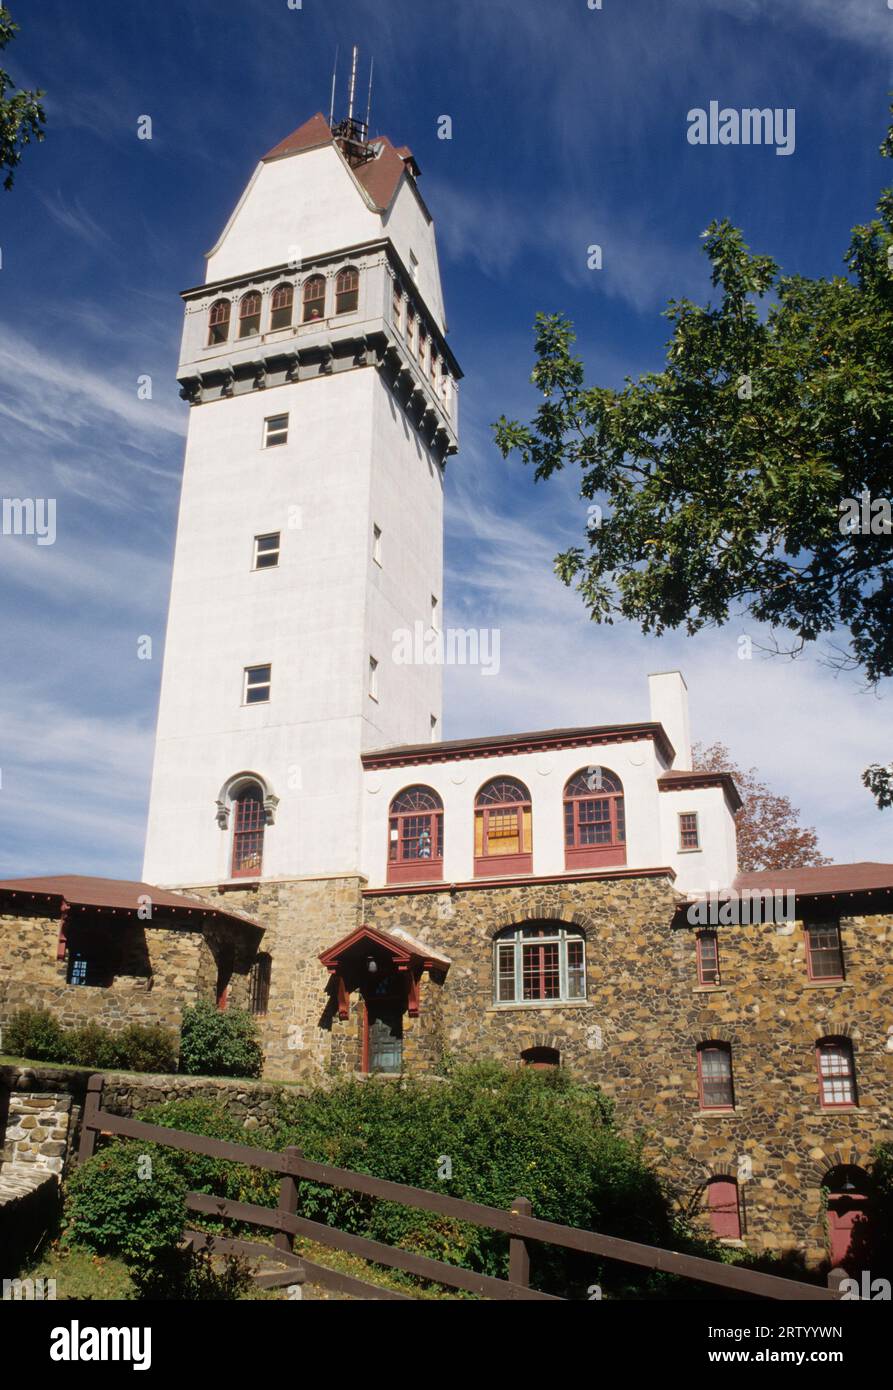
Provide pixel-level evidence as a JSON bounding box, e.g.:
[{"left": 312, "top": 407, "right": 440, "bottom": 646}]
[{"left": 263, "top": 794, "right": 280, "bottom": 826}]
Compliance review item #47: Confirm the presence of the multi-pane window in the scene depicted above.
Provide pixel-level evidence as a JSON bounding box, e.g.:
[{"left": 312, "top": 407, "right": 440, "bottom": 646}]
[
  {"left": 253, "top": 533, "right": 280, "bottom": 570},
  {"left": 696, "top": 930, "right": 721, "bottom": 986},
  {"left": 335, "top": 265, "right": 359, "bottom": 314},
  {"left": 263, "top": 413, "right": 289, "bottom": 447},
  {"left": 679, "top": 812, "right": 700, "bottom": 850},
  {"left": 248, "top": 953, "right": 272, "bottom": 1015},
  {"left": 238, "top": 290, "right": 262, "bottom": 338},
  {"left": 302, "top": 274, "right": 326, "bottom": 322},
  {"left": 243, "top": 664, "right": 271, "bottom": 704},
  {"left": 697, "top": 1042, "right": 734, "bottom": 1110},
  {"left": 388, "top": 786, "right": 444, "bottom": 868},
  {"left": 207, "top": 298, "right": 231, "bottom": 345},
  {"left": 805, "top": 922, "right": 844, "bottom": 981},
  {"left": 270, "top": 283, "right": 294, "bottom": 330},
  {"left": 369, "top": 655, "right": 379, "bottom": 701},
  {"left": 563, "top": 768, "right": 625, "bottom": 868},
  {"left": 231, "top": 785, "right": 265, "bottom": 877},
  {"left": 494, "top": 925, "right": 586, "bottom": 1005},
  {"left": 817, "top": 1038, "right": 857, "bottom": 1108},
  {"left": 475, "top": 777, "right": 532, "bottom": 861}
]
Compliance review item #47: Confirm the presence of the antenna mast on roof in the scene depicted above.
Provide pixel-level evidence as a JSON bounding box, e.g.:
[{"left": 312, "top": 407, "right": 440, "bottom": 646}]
[
  {"left": 328, "top": 45, "right": 339, "bottom": 129},
  {"left": 365, "top": 57, "right": 374, "bottom": 132},
  {"left": 347, "top": 44, "right": 358, "bottom": 122},
  {"left": 331, "top": 44, "right": 375, "bottom": 167}
]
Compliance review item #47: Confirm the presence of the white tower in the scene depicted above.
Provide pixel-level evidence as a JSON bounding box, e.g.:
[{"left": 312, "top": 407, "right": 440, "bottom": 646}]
[{"left": 142, "top": 105, "right": 460, "bottom": 889}]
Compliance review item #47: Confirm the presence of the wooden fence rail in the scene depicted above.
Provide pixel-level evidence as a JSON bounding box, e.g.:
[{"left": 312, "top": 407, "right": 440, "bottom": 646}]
[{"left": 77, "top": 1073, "right": 841, "bottom": 1302}]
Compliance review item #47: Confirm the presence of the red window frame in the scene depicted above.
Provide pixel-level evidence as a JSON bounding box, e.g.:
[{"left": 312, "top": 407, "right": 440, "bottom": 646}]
[
  {"left": 474, "top": 777, "right": 532, "bottom": 877},
  {"left": 697, "top": 1042, "right": 734, "bottom": 1111},
  {"left": 563, "top": 768, "right": 626, "bottom": 870},
  {"left": 696, "top": 930, "right": 721, "bottom": 986},
  {"left": 207, "top": 298, "right": 231, "bottom": 345},
  {"left": 302, "top": 275, "right": 326, "bottom": 322},
  {"left": 816, "top": 1038, "right": 857, "bottom": 1109},
  {"left": 238, "top": 291, "right": 262, "bottom": 338},
  {"left": 231, "top": 785, "right": 265, "bottom": 878},
  {"left": 270, "top": 283, "right": 294, "bottom": 330},
  {"left": 387, "top": 785, "right": 444, "bottom": 884},
  {"left": 335, "top": 266, "right": 359, "bottom": 314},
  {"left": 805, "top": 922, "right": 844, "bottom": 981}
]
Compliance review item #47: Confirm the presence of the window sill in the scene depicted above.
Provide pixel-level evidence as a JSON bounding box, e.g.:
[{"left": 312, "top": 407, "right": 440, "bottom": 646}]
[
  {"left": 692, "top": 985, "right": 726, "bottom": 994},
  {"left": 803, "top": 980, "right": 852, "bottom": 989},
  {"left": 697, "top": 1108, "right": 737, "bottom": 1117},
  {"left": 487, "top": 1001, "right": 593, "bottom": 1014},
  {"left": 677, "top": 847, "right": 702, "bottom": 855}
]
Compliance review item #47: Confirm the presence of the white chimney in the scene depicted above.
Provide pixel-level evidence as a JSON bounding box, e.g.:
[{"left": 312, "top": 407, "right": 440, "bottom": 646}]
[{"left": 648, "top": 670, "right": 692, "bottom": 770}]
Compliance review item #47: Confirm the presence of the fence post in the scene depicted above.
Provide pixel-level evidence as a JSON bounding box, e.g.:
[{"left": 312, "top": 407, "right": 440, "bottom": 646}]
[
  {"left": 274, "top": 1145, "right": 302, "bottom": 1254},
  {"left": 509, "top": 1195, "right": 532, "bottom": 1290},
  {"left": 77, "top": 1073, "right": 103, "bottom": 1165}
]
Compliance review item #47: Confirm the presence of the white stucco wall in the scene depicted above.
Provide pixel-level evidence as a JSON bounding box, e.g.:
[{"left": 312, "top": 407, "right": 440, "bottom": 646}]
[
  {"left": 359, "top": 735, "right": 741, "bottom": 888},
  {"left": 143, "top": 368, "right": 444, "bottom": 887}
]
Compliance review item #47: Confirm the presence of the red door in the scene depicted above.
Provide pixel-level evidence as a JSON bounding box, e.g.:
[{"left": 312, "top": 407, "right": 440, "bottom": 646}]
[{"left": 827, "top": 1193, "right": 869, "bottom": 1269}]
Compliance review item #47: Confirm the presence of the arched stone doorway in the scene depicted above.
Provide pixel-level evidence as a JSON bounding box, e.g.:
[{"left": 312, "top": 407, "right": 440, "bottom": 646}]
[{"left": 823, "top": 1165, "right": 871, "bottom": 1272}]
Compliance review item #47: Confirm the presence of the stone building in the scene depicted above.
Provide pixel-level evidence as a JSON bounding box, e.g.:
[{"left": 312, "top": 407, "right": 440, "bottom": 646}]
[{"left": 2, "top": 105, "right": 891, "bottom": 1270}]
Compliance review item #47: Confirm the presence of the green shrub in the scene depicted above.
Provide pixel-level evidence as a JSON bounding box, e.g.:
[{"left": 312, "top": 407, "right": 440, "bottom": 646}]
[
  {"left": 114, "top": 1022, "right": 178, "bottom": 1073},
  {"left": 64, "top": 1142, "right": 187, "bottom": 1265},
  {"left": 137, "top": 1097, "right": 276, "bottom": 1212},
  {"left": 268, "top": 1061, "right": 680, "bottom": 1294},
  {"left": 178, "top": 1001, "right": 263, "bottom": 1078},
  {"left": 4, "top": 1007, "right": 66, "bottom": 1062},
  {"left": 67, "top": 1021, "right": 122, "bottom": 1070},
  {"left": 3, "top": 1008, "right": 178, "bottom": 1073}
]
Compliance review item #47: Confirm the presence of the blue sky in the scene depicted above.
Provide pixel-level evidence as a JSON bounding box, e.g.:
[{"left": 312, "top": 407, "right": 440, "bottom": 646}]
[{"left": 0, "top": 0, "right": 891, "bottom": 877}]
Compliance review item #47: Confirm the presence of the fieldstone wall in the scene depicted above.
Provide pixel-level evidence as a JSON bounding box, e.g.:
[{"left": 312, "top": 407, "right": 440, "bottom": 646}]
[
  {"left": 1, "top": 1093, "right": 72, "bottom": 1175},
  {"left": 185, "top": 878, "right": 364, "bottom": 1081},
  {"left": 362, "top": 880, "right": 893, "bottom": 1265},
  {"left": 0, "top": 904, "right": 249, "bottom": 1038}
]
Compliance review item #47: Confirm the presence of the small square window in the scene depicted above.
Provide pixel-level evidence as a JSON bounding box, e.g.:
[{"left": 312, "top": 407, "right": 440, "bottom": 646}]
[
  {"left": 369, "top": 656, "right": 379, "bottom": 701},
  {"left": 372, "top": 523, "right": 382, "bottom": 566},
  {"left": 244, "top": 664, "right": 272, "bottom": 704},
  {"left": 264, "top": 414, "right": 289, "bottom": 448},
  {"left": 679, "top": 811, "right": 700, "bottom": 851},
  {"left": 253, "top": 533, "right": 280, "bottom": 570}
]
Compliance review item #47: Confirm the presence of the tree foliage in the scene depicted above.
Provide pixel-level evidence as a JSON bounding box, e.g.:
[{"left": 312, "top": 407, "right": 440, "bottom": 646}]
[
  {"left": 693, "top": 742, "right": 829, "bottom": 872},
  {"left": 0, "top": 5, "right": 45, "bottom": 190},
  {"left": 495, "top": 106, "right": 893, "bottom": 807}
]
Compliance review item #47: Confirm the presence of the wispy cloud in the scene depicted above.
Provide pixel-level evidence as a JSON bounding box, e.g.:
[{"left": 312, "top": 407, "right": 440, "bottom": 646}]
[{"left": 37, "top": 189, "right": 115, "bottom": 246}]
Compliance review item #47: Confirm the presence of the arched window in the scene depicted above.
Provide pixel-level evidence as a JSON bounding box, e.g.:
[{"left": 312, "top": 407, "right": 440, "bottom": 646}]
[
  {"left": 231, "top": 782, "right": 265, "bottom": 878},
  {"left": 474, "top": 776, "right": 532, "bottom": 876},
  {"left": 495, "top": 924, "right": 585, "bottom": 1004},
  {"left": 269, "top": 283, "right": 294, "bottom": 331},
  {"left": 335, "top": 265, "right": 359, "bottom": 314},
  {"left": 563, "top": 767, "right": 626, "bottom": 869},
  {"left": 697, "top": 1041, "right": 734, "bottom": 1110},
  {"left": 388, "top": 786, "right": 443, "bottom": 884},
  {"left": 207, "top": 298, "right": 231, "bottom": 345},
  {"left": 521, "top": 1046, "right": 560, "bottom": 1068},
  {"left": 249, "top": 953, "right": 272, "bottom": 1016},
  {"left": 705, "top": 1177, "right": 741, "bottom": 1239},
  {"left": 816, "top": 1037, "right": 857, "bottom": 1108},
  {"left": 302, "top": 274, "right": 326, "bottom": 322},
  {"left": 238, "top": 290, "right": 262, "bottom": 338}
]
